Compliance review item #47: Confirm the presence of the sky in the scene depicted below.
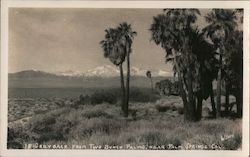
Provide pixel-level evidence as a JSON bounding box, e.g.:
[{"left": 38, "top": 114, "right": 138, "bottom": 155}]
[{"left": 9, "top": 8, "right": 209, "bottom": 73}]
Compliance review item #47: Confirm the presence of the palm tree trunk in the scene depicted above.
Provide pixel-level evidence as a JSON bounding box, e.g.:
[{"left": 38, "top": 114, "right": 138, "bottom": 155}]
[
  {"left": 119, "top": 64, "right": 126, "bottom": 115},
  {"left": 125, "top": 52, "right": 130, "bottom": 117},
  {"left": 179, "top": 79, "right": 187, "bottom": 109},
  {"left": 172, "top": 50, "right": 189, "bottom": 121},
  {"left": 216, "top": 53, "right": 222, "bottom": 118},
  {"left": 186, "top": 67, "right": 196, "bottom": 121},
  {"left": 236, "top": 88, "right": 243, "bottom": 117},
  {"left": 210, "top": 82, "right": 216, "bottom": 117},
  {"left": 196, "top": 91, "right": 203, "bottom": 121},
  {"left": 225, "top": 82, "right": 230, "bottom": 113},
  {"left": 150, "top": 78, "right": 153, "bottom": 93},
  {"left": 184, "top": 38, "right": 196, "bottom": 121}
]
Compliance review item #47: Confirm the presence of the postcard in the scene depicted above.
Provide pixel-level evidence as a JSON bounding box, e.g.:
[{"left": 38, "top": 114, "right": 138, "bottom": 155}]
[{"left": 1, "top": 1, "right": 249, "bottom": 157}]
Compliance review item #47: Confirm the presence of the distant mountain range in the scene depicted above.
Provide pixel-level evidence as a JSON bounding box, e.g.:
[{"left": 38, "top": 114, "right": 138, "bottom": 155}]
[
  {"left": 10, "top": 65, "right": 173, "bottom": 78},
  {"left": 8, "top": 66, "right": 173, "bottom": 88},
  {"left": 9, "top": 70, "right": 57, "bottom": 78}
]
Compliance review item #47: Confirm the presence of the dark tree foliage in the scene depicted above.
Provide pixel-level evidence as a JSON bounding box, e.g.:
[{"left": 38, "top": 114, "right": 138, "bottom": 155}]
[
  {"left": 223, "top": 30, "right": 243, "bottom": 117},
  {"left": 203, "top": 9, "right": 238, "bottom": 117},
  {"left": 150, "top": 9, "right": 217, "bottom": 121},
  {"left": 203, "top": 9, "right": 242, "bottom": 117}
]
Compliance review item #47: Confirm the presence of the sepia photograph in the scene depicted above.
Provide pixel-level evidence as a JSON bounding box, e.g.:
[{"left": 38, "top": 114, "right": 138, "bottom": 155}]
[{"left": 1, "top": 1, "right": 249, "bottom": 157}]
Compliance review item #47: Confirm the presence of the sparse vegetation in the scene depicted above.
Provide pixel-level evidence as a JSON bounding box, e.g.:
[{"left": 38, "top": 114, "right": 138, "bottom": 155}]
[{"left": 8, "top": 95, "right": 242, "bottom": 150}]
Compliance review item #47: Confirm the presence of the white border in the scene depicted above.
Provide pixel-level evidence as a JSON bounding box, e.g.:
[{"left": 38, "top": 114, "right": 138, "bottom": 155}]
[{"left": 1, "top": 1, "right": 249, "bottom": 157}]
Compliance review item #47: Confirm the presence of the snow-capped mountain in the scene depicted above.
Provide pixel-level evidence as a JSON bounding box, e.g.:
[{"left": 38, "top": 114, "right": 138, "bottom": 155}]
[
  {"left": 130, "top": 67, "right": 147, "bottom": 76},
  {"left": 82, "top": 65, "right": 173, "bottom": 77},
  {"left": 55, "top": 70, "right": 84, "bottom": 77},
  {"left": 11, "top": 65, "right": 173, "bottom": 78},
  {"left": 157, "top": 70, "right": 173, "bottom": 77},
  {"left": 83, "top": 65, "right": 120, "bottom": 77}
]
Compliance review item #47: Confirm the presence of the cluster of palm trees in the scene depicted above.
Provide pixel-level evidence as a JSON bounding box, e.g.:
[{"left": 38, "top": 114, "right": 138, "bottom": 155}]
[
  {"left": 100, "top": 9, "right": 243, "bottom": 121},
  {"left": 150, "top": 9, "right": 243, "bottom": 121}
]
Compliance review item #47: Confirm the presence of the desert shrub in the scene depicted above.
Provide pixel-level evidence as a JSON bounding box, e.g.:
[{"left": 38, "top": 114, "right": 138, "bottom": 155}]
[
  {"left": 82, "top": 110, "right": 113, "bottom": 119},
  {"left": 79, "top": 104, "right": 115, "bottom": 119},
  {"left": 170, "top": 126, "right": 191, "bottom": 141},
  {"left": 222, "top": 133, "right": 242, "bottom": 150},
  {"left": 55, "top": 122, "right": 72, "bottom": 138},
  {"left": 28, "top": 115, "right": 60, "bottom": 143},
  {"left": 155, "top": 105, "right": 171, "bottom": 112},
  {"left": 7, "top": 127, "right": 30, "bottom": 149},
  {"left": 129, "top": 88, "right": 159, "bottom": 103},
  {"left": 27, "top": 107, "right": 70, "bottom": 143},
  {"left": 73, "top": 91, "right": 117, "bottom": 105},
  {"left": 53, "top": 108, "right": 91, "bottom": 140},
  {"left": 74, "top": 118, "right": 125, "bottom": 139},
  {"left": 79, "top": 94, "right": 86, "bottom": 104},
  {"left": 171, "top": 106, "right": 177, "bottom": 111},
  {"left": 155, "top": 98, "right": 181, "bottom": 113},
  {"left": 177, "top": 107, "right": 184, "bottom": 114},
  {"left": 139, "top": 131, "right": 166, "bottom": 146},
  {"left": 90, "top": 92, "right": 117, "bottom": 104},
  {"left": 29, "top": 116, "right": 56, "bottom": 134},
  {"left": 201, "top": 120, "right": 226, "bottom": 133},
  {"left": 74, "top": 92, "right": 117, "bottom": 106},
  {"left": 74, "top": 95, "right": 91, "bottom": 107},
  {"left": 53, "top": 116, "right": 75, "bottom": 139},
  {"left": 111, "top": 132, "right": 138, "bottom": 145},
  {"left": 37, "top": 132, "right": 65, "bottom": 143}
]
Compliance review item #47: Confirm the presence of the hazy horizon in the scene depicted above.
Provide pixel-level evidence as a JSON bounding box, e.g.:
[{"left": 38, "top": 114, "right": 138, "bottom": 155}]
[{"left": 9, "top": 8, "right": 209, "bottom": 73}]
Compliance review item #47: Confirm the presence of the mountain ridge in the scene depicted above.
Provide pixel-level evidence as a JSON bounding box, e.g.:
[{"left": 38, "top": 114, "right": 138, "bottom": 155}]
[{"left": 9, "top": 65, "right": 173, "bottom": 78}]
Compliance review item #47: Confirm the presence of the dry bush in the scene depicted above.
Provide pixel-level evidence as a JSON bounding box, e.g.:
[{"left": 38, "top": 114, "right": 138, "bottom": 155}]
[
  {"left": 72, "top": 117, "right": 127, "bottom": 139},
  {"left": 155, "top": 105, "right": 171, "bottom": 112},
  {"left": 129, "top": 88, "right": 159, "bottom": 103},
  {"left": 7, "top": 127, "right": 30, "bottom": 149},
  {"left": 139, "top": 130, "right": 166, "bottom": 146},
  {"left": 80, "top": 106, "right": 113, "bottom": 119}
]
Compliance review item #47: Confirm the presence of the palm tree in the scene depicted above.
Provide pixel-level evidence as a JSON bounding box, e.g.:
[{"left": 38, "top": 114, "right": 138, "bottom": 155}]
[
  {"left": 150, "top": 9, "right": 203, "bottom": 121},
  {"left": 117, "top": 22, "right": 137, "bottom": 117},
  {"left": 223, "top": 30, "right": 243, "bottom": 117},
  {"left": 190, "top": 29, "right": 218, "bottom": 119},
  {"left": 100, "top": 23, "right": 137, "bottom": 117},
  {"left": 146, "top": 70, "right": 153, "bottom": 93},
  {"left": 100, "top": 28, "right": 126, "bottom": 115},
  {"left": 203, "top": 9, "right": 238, "bottom": 118}
]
